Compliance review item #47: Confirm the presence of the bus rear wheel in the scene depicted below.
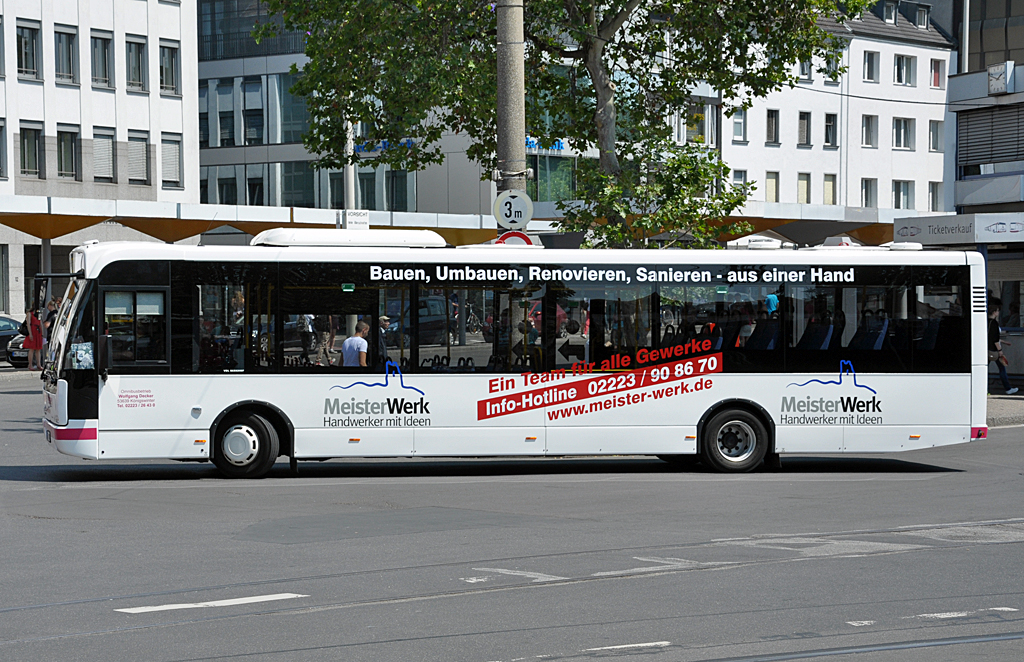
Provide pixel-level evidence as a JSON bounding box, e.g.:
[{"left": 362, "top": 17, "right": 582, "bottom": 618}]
[
  {"left": 213, "top": 411, "right": 280, "bottom": 478},
  {"left": 700, "top": 410, "right": 768, "bottom": 473}
]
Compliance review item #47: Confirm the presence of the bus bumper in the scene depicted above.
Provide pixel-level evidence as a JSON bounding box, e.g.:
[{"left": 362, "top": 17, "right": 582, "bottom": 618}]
[{"left": 44, "top": 419, "right": 100, "bottom": 459}]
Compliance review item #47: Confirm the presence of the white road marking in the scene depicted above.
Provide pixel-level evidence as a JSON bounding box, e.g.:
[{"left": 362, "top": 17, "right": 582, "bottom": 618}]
[
  {"left": 903, "top": 607, "right": 1018, "bottom": 620},
  {"left": 583, "top": 641, "right": 671, "bottom": 651},
  {"left": 460, "top": 577, "right": 490, "bottom": 584},
  {"left": 847, "top": 621, "right": 876, "bottom": 627},
  {"left": 592, "top": 556, "right": 732, "bottom": 577},
  {"left": 898, "top": 523, "right": 1024, "bottom": 544},
  {"left": 115, "top": 592, "right": 308, "bottom": 614},
  {"left": 472, "top": 568, "right": 568, "bottom": 583},
  {"left": 716, "top": 537, "right": 924, "bottom": 557}
]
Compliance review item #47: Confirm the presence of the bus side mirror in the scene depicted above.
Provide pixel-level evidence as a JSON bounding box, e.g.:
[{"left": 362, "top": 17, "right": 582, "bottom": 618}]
[{"left": 97, "top": 335, "right": 113, "bottom": 381}]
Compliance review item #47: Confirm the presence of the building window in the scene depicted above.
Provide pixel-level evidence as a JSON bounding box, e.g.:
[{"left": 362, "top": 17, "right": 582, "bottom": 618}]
[
  {"left": 161, "top": 135, "right": 182, "bottom": 188},
  {"left": 54, "top": 27, "right": 77, "bottom": 83},
  {"left": 916, "top": 7, "right": 929, "bottom": 28},
  {"left": 283, "top": 161, "right": 315, "bottom": 207},
  {"left": 732, "top": 109, "right": 747, "bottom": 142},
  {"left": 862, "top": 115, "right": 878, "bottom": 147},
  {"left": 244, "top": 109, "right": 263, "bottom": 145},
  {"left": 797, "top": 173, "right": 811, "bottom": 203},
  {"left": 247, "top": 177, "right": 264, "bottom": 205},
  {"left": 358, "top": 171, "right": 376, "bottom": 210},
  {"left": 16, "top": 22, "right": 41, "bottom": 79},
  {"left": 219, "top": 111, "right": 235, "bottom": 147},
  {"left": 824, "top": 113, "right": 838, "bottom": 147},
  {"left": 57, "top": 129, "right": 79, "bottom": 179},
  {"left": 386, "top": 169, "right": 408, "bottom": 212},
  {"left": 128, "top": 132, "right": 149, "bottom": 184},
  {"left": 732, "top": 170, "right": 747, "bottom": 186},
  {"left": 823, "top": 174, "right": 837, "bottom": 205},
  {"left": 329, "top": 172, "right": 345, "bottom": 209},
  {"left": 199, "top": 113, "right": 209, "bottom": 149},
  {"left": 0, "top": 121, "right": 6, "bottom": 178},
  {"left": 798, "top": 112, "right": 811, "bottom": 146},
  {"left": 893, "top": 118, "right": 914, "bottom": 150},
  {"left": 91, "top": 33, "right": 113, "bottom": 87},
  {"left": 279, "top": 73, "right": 309, "bottom": 143},
  {"left": 861, "top": 178, "right": 877, "bottom": 208},
  {"left": 930, "top": 59, "right": 944, "bottom": 88},
  {"left": 884, "top": 2, "right": 897, "bottom": 23},
  {"left": 928, "top": 120, "right": 943, "bottom": 152},
  {"left": 93, "top": 129, "right": 115, "bottom": 182},
  {"left": 766, "top": 109, "right": 779, "bottom": 144},
  {"left": 825, "top": 59, "right": 840, "bottom": 83},
  {"left": 218, "top": 177, "right": 238, "bottom": 205},
  {"left": 863, "top": 51, "right": 879, "bottom": 82},
  {"left": 893, "top": 180, "right": 913, "bottom": 209},
  {"left": 765, "top": 171, "right": 779, "bottom": 202},
  {"left": 929, "top": 182, "right": 942, "bottom": 212},
  {"left": 126, "top": 38, "right": 147, "bottom": 91},
  {"left": 19, "top": 125, "right": 43, "bottom": 177},
  {"left": 159, "top": 43, "right": 179, "bottom": 94},
  {"left": 894, "top": 55, "right": 915, "bottom": 86},
  {"left": 799, "top": 61, "right": 812, "bottom": 81}
]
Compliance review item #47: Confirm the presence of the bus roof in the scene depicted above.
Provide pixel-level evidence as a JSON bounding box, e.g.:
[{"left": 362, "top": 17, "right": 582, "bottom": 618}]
[{"left": 71, "top": 236, "right": 980, "bottom": 280}]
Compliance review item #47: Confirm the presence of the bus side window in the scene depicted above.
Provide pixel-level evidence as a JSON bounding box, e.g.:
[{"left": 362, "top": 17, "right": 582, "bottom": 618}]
[
  {"left": 103, "top": 291, "right": 167, "bottom": 364},
  {"left": 197, "top": 284, "right": 246, "bottom": 372}
]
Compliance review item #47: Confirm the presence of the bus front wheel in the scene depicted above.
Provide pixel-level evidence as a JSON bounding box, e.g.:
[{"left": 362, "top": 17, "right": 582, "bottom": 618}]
[
  {"left": 701, "top": 410, "right": 768, "bottom": 473},
  {"left": 213, "top": 412, "right": 280, "bottom": 478}
]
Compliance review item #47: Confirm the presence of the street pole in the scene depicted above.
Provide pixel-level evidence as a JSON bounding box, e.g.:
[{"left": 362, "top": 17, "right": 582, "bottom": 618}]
[
  {"left": 344, "top": 120, "right": 357, "bottom": 220},
  {"left": 496, "top": 0, "right": 526, "bottom": 193}
]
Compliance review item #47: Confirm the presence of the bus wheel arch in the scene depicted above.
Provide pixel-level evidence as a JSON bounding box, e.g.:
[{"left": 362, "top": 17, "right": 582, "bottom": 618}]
[
  {"left": 210, "top": 401, "right": 294, "bottom": 469},
  {"left": 696, "top": 399, "right": 775, "bottom": 472}
]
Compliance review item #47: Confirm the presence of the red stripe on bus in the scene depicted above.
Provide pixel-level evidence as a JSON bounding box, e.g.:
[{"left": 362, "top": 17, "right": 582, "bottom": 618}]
[{"left": 53, "top": 428, "right": 98, "bottom": 441}]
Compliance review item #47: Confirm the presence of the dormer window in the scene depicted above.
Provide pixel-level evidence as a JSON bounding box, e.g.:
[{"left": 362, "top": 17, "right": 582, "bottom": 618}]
[
  {"left": 884, "top": 2, "right": 897, "bottom": 24},
  {"left": 916, "top": 7, "right": 929, "bottom": 28}
]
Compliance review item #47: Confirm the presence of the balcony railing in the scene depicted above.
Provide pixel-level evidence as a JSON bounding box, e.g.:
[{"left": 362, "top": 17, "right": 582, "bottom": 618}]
[{"left": 199, "top": 31, "right": 305, "bottom": 61}]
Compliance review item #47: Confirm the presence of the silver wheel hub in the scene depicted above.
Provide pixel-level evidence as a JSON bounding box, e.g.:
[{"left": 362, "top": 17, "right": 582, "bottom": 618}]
[
  {"left": 716, "top": 420, "right": 756, "bottom": 463},
  {"left": 222, "top": 425, "right": 259, "bottom": 466}
]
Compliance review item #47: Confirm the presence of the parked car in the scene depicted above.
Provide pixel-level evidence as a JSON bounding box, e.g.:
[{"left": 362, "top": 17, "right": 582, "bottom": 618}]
[
  {"left": 0, "top": 315, "right": 20, "bottom": 363},
  {"left": 6, "top": 335, "right": 28, "bottom": 368}
]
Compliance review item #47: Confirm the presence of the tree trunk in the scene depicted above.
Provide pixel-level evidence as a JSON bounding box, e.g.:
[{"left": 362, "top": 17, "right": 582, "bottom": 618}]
[{"left": 584, "top": 41, "right": 620, "bottom": 177}]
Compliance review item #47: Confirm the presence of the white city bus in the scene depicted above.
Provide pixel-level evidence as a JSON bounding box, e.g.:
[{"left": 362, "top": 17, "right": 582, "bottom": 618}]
[{"left": 42, "top": 229, "right": 988, "bottom": 477}]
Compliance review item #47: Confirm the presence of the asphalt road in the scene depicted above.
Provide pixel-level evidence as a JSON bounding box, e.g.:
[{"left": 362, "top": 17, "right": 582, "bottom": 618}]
[{"left": 2, "top": 374, "right": 1024, "bottom": 661}]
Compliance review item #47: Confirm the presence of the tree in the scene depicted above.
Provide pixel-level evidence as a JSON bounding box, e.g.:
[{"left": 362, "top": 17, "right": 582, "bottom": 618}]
[{"left": 258, "top": 0, "right": 870, "bottom": 246}]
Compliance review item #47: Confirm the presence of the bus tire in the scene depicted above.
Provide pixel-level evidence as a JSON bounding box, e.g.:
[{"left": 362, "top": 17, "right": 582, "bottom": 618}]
[
  {"left": 700, "top": 409, "right": 768, "bottom": 473},
  {"left": 213, "top": 412, "right": 280, "bottom": 479}
]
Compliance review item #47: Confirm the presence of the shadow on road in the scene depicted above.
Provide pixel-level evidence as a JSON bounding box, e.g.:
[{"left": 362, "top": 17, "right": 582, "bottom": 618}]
[{"left": 0, "top": 455, "right": 959, "bottom": 484}]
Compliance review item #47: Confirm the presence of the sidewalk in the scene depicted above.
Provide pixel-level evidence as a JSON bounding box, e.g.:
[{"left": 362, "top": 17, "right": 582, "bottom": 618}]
[{"left": 987, "top": 394, "right": 1024, "bottom": 428}]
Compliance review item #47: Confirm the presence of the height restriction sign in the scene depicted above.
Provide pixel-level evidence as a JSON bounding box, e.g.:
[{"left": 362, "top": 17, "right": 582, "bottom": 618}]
[{"left": 492, "top": 190, "right": 534, "bottom": 230}]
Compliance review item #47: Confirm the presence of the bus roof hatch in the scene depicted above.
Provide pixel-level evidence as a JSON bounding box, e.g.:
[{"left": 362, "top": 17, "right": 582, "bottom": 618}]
[{"left": 250, "top": 228, "right": 448, "bottom": 248}]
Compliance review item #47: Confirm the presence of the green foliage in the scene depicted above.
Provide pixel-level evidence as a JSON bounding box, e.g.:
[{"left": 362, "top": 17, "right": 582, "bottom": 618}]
[
  {"left": 257, "top": 0, "right": 871, "bottom": 246},
  {"left": 561, "top": 141, "right": 754, "bottom": 249}
]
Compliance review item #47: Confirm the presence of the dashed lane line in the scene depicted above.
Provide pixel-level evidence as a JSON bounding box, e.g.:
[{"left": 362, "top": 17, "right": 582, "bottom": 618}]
[
  {"left": 114, "top": 592, "right": 308, "bottom": 614},
  {"left": 472, "top": 568, "right": 568, "bottom": 583}
]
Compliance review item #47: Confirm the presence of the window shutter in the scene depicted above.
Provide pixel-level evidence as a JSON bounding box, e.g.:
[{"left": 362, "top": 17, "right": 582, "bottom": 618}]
[
  {"left": 128, "top": 139, "right": 148, "bottom": 182},
  {"left": 161, "top": 140, "right": 180, "bottom": 185},
  {"left": 94, "top": 135, "right": 114, "bottom": 179},
  {"left": 823, "top": 176, "right": 835, "bottom": 205}
]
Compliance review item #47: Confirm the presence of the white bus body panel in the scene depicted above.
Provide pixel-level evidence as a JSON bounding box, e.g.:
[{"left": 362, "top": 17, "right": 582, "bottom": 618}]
[{"left": 90, "top": 368, "right": 974, "bottom": 460}]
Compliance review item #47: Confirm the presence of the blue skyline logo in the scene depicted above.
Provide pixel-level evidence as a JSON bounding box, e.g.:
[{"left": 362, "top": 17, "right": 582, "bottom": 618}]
[
  {"left": 786, "top": 360, "right": 877, "bottom": 395},
  {"left": 329, "top": 360, "right": 425, "bottom": 396}
]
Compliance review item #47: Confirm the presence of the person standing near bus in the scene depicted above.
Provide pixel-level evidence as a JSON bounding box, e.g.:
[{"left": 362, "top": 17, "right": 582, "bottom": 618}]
[
  {"left": 23, "top": 308, "right": 44, "bottom": 370},
  {"left": 342, "top": 321, "right": 370, "bottom": 367},
  {"left": 377, "top": 316, "right": 390, "bottom": 365},
  {"left": 989, "top": 300, "right": 1018, "bottom": 395}
]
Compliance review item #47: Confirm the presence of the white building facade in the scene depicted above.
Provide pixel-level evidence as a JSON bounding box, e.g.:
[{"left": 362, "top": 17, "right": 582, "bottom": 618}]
[
  {"left": 0, "top": 0, "right": 199, "bottom": 314},
  {"left": 721, "top": 2, "right": 954, "bottom": 243}
]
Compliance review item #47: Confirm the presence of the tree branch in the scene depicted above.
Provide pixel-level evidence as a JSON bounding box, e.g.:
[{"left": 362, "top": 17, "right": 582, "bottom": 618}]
[
  {"left": 525, "top": 31, "right": 584, "bottom": 59},
  {"left": 597, "top": 0, "right": 643, "bottom": 42}
]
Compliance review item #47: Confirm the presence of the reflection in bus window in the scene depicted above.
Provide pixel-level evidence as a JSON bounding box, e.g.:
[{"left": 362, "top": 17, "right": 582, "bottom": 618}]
[
  {"left": 105, "top": 292, "right": 136, "bottom": 361},
  {"left": 198, "top": 285, "right": 246, "bottom": 372}
]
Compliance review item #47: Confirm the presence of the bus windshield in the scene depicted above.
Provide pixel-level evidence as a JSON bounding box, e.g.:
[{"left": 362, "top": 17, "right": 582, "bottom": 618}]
[{"left": 50, "top": 279, "right": 96, "bottom": 373}]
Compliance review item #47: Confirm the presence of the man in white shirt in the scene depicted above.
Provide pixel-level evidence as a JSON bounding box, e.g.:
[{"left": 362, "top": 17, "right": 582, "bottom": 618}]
[{"left": 341, "top": 321, "right": 370, "bottom": 367}]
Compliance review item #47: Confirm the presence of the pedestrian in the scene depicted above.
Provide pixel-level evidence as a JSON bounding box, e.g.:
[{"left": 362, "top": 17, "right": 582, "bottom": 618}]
[
  {"left": 313, "top": 314, "right": 332, "bottom": 365},
  {"left": 23, "top": 308, "right": 44, "bottom": 370},
  {"left": 378, "top": 316, "right": 390, "bottom": 366},
  {"left": 989, "top": 299, "right": 1018, "bottom": 395},
  {"left": 341, "top": 320, "right": 370, "bottom": 367},
  {"left": 44, "top": 299, "right": 58, "bottom": 345}
]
